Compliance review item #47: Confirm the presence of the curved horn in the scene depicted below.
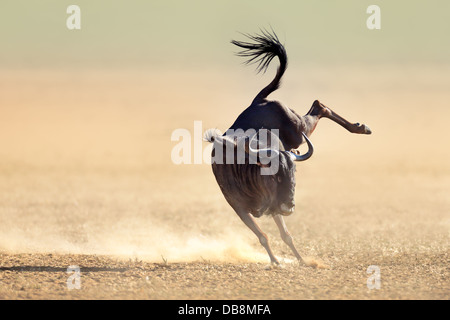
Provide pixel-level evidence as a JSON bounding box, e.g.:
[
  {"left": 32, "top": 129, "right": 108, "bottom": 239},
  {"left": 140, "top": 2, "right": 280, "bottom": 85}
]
[
  {"left": 246, "top": 130, "right": 280, "bottom": 160},
  {"left": 287, "top": 133, "right": 314, "bottom": 161}
]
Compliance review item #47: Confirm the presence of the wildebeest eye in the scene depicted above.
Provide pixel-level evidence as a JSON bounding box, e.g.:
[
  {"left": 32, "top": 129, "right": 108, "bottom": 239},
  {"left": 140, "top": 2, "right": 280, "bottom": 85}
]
[{"left": 277, "top": 176, "right": 282, "bottom": 183}]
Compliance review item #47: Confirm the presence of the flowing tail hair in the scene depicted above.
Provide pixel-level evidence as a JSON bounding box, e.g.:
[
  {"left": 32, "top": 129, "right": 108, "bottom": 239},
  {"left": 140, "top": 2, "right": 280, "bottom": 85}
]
[{"left": 231, "top": 29, "right": 288, "bottom": 104}]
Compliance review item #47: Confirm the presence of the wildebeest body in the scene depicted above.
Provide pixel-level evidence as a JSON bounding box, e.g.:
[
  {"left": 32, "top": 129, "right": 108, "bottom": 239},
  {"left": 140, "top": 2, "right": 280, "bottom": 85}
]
[
  {"left": 211, "top": 144, "right": 296, "bottom": 218},
  {"left": 229, "top": 101, "right": 306, "bottom": 150},
  {"left": 205, "top": 29, "right": 371, "bottom": 264}
]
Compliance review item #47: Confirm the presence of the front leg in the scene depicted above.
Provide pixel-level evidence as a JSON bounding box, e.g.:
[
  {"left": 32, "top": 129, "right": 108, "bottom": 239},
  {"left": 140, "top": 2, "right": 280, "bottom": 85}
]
[
  {"left": 273, "top": 214, "right": 304, "bottom": 264},
  {"left": 237, "top": 210, "right": 280, "bottom": 265}
]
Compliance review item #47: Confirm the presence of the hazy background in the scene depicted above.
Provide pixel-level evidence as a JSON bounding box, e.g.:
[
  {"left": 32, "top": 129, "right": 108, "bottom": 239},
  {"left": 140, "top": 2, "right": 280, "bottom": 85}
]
[
  {"left": 0, "top": 1, "right": 448, "bottom": 265},
  {"left": 1, "top": 0, "right": 450, "bottom": 67}
]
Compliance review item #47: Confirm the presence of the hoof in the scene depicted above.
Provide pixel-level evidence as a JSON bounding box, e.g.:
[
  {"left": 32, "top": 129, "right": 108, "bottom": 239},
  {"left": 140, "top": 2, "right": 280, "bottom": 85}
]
[
  {"left": 355, "top": 123, "right": 372, "bottom": 134},
  {"left": 264, "top": 261, "right": 284, "bottom": 270},
  {"left": 362, "top": 124, "right": 372, "bottom": 134},
  {"left": 296, "top": 258, "right": 307, "bottom": 267}
]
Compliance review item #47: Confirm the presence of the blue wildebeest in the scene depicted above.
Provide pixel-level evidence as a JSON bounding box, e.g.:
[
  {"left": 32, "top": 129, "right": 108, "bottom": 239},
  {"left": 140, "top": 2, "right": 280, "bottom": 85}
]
[{"left": 205, "top": 30, "right": 371, "bottom": 265}]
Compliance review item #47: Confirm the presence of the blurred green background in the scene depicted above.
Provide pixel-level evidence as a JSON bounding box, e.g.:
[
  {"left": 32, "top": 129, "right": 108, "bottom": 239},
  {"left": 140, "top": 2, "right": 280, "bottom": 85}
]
[{"left": 1, "top": 0, "right": 449, "bottom": 69}]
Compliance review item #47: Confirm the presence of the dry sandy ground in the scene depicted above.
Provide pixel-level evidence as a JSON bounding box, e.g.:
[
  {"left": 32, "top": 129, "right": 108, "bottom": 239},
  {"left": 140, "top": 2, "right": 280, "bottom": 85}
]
[
  {"left": 0, "top": 66, "right": 449, "bottom": 299},
  {"left": 0, "top": 251, "right": 447, "bottom": 300}
]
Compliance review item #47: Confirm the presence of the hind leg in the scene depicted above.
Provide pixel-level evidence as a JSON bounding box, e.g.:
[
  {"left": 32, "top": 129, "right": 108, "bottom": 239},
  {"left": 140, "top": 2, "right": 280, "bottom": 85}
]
[
  {"left": 273, "top": 214, "right": 304, "bottom": 263},
  {"left": 307, "top": 100, "right": 372, "bottom": 135},
  {"left": 237, "top": 211, "right": 279, "bottom": 265}
]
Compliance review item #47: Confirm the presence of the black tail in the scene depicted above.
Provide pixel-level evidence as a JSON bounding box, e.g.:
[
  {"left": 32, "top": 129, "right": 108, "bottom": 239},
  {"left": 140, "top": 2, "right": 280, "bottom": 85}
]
[{"left": 231, "top": 29, "right": 288, "bottom": 104}]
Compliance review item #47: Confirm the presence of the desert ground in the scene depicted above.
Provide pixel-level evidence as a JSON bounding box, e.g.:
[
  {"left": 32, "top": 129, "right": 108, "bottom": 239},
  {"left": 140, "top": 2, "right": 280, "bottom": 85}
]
[{"left": 0, "top": 65, "right": 448, "bottom": 299}]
